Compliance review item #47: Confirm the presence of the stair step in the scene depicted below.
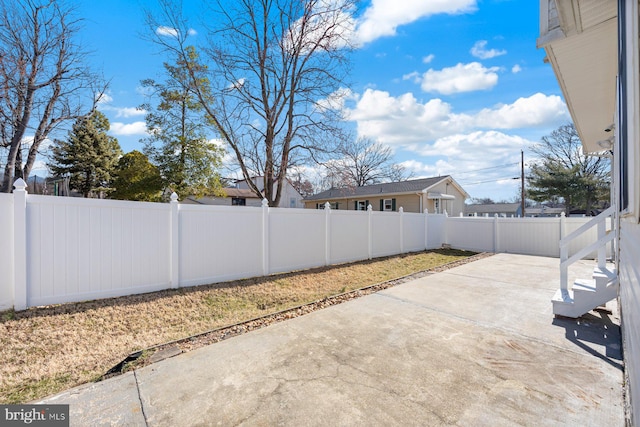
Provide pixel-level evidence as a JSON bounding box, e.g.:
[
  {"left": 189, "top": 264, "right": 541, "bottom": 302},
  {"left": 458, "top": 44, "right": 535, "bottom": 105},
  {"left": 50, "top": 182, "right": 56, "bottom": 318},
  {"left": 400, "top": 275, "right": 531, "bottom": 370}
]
[
  {"left": 593, "top": 267, "right": 618, "bottom": 290},
  {"left": 552, "top": 278, "right": 619, "bottom": 318},
  {"left": 573, "top": 279, "right": 596, "bottom": 293}
]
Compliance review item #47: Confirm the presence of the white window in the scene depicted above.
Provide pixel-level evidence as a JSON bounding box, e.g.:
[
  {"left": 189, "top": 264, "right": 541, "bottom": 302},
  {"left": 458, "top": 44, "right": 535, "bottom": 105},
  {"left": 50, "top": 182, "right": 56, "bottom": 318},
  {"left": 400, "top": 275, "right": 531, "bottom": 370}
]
[
  {"left": 383, "top": 199, "right": 393, "bottom": 211},
  {"left": 357, "top": 201, "right": 367, "bottom": 211},
  {"left": 316, "top": 202, "right": 339, "bottom": 210}
]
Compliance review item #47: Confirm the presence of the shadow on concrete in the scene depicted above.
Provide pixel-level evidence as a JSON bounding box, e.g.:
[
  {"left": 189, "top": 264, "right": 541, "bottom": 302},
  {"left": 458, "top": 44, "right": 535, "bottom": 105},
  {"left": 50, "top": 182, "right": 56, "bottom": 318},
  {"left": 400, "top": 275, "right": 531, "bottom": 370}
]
[{"left": 552, "top": 309, "right": 623, "bottom": 371}]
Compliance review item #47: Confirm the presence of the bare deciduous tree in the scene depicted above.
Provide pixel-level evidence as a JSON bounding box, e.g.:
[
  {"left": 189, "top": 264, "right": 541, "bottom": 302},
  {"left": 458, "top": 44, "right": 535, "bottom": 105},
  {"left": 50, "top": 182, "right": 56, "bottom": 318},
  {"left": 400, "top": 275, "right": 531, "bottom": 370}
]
[
  {"left": 322, "top": 137, "right": 413, "bottom": 188},
  {"left": 146, "top": 0, "right": 354, "bottom": 206},
  {"left": 0, "top": 0, "right": 103, "bottom": 192}
]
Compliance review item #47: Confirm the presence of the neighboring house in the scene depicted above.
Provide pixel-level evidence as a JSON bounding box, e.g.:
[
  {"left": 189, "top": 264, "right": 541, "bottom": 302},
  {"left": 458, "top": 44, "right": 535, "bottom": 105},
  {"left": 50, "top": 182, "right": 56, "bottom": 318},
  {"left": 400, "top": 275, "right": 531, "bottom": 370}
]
[
  {"left": 183, "top": 177, "right": 304, "bottom": 208},
  {"left": 525, "top": 205, "right": 565, "bottom": 217},
  {"left": 465, "top": 203, "right": 522, "bottom": 217},
  {"left": 303, "top": 176, "right": 469, "bottom": 216},
  {"left": 182, "top": 188, "right": 263, "bottom": 207},
  {"left": 540, "top": 0, "right": 640, "bottom": 422},
  {"left": 465, "top": 203, "right": 565, "bottom": 217},
  {"left": 236, "top": 177, "right": 304, "bottom": 208}
]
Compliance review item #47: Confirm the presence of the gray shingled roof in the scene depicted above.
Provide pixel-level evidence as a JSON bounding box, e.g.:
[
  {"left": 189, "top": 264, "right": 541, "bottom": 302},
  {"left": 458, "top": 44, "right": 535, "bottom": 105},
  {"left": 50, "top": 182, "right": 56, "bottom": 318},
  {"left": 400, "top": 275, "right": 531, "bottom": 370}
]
[{"left": 304, "top": 176, "right": 450, "bottom": 201}]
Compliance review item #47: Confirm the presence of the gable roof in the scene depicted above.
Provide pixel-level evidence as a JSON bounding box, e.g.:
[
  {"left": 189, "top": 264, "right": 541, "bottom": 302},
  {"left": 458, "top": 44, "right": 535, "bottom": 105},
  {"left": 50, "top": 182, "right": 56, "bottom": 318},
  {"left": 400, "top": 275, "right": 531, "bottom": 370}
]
[
  {"left": 305, "top": 176, "right": 468, "bottom": 201},
  {"left": 223, "top": 188, "right": 260, "bottom": 198}
]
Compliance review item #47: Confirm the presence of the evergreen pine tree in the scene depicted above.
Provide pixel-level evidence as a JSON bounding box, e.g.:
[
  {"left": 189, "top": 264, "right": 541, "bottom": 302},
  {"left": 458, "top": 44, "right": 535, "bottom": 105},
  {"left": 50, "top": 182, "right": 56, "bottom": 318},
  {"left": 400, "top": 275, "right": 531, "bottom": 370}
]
[
  {"left": 141, "top": 47, "right": 224, "bottom": 200},
  {"left": 49, "top": 110, "right": 122, "bottom": 198}
]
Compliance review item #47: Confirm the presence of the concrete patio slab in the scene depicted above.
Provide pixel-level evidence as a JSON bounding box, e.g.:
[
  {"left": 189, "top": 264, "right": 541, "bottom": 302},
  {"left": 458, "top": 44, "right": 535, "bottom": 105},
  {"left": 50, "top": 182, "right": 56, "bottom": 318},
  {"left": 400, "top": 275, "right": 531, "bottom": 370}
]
[{"left": 38, "top": 253, "right": 624, "bottom": 426}]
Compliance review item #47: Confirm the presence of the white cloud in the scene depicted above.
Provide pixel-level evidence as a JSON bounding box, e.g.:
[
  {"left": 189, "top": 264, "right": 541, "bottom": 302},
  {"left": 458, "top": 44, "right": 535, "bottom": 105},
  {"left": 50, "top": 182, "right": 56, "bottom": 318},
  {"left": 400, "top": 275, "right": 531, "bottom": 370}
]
[
  {"left": 400, "top": 131, "right": 532, "bottom": 199},
  {"left": 113, "top": 107, "right": 146, "bottom": 118},
  {"left": 110, "top": 121, "right": 148, "bottom": 136},
  {"left": 316, "top": 87, "right": 358, "bottom": 113},
  {"left": 285, "top": 1, "right": 356, "bottom": 52},
  {"left": 227, "top": 78, "right": 246, "bottom": 90},
  {"left": 155, "top": 26, "right": 196, "bottom": 38},
  {"left": 512, "top": 64, "right": 522, "bottom": 73},
  {"left": 412, "top": 131, "right": 529, "bottom": 158},
  {"left": 401, "top": 71, "right": 421, "bottom": 83},
  {"left": 343, "top": 89, "right": 569, "bottom": 145},
  {"left": 136, "top": 85, "right": 154, "bottom": 97},
  {"left": 474, "top": 93, "right": 569, "bottom": 129},
  {"left": 96, "top": 93, "right": 113, "bottom": 105},
  {"left": 101, "top": 106, "right": 146, "bottom": 118},
  {"left": 422, "top": 54, "right": 435, "bottom": 64},
  {"left": 156, "top": 26, "right": 179, "bottom": 37},
  {"left": 354, "top": 0, "right": 477, "bottom": 45},
  {"left": 418, "top": 62, "right": 500, "bottom": 95},
  {"left": 96, "top": 93, "right": 146, "bottom": 118},
  {"left": 29, "top": 159, "right": 49, "bottom": 174},
  {"left": 470, "top": 40, "right": 507, "bottom": 59}
]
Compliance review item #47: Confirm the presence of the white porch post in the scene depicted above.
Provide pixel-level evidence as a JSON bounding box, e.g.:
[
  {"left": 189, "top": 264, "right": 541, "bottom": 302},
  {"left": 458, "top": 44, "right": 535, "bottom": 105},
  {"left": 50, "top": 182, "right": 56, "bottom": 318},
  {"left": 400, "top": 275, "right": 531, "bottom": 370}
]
[{"left": 559, "top": 212, "right": 568, "bottom": 292}]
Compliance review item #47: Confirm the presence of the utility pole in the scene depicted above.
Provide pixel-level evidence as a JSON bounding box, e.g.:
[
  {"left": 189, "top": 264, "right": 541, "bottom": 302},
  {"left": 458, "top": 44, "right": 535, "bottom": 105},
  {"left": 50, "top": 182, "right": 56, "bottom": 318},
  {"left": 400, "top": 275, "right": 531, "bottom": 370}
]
[{"left": 521, "top": 150, "right": 525, "bottom": 217}]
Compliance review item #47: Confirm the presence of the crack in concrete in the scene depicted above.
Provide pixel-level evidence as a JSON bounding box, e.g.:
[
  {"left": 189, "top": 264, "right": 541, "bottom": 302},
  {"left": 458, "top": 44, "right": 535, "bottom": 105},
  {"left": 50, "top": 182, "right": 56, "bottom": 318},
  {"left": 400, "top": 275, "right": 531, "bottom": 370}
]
[{"left": 133, "top": 371, "right": 149, "bottom": 427}]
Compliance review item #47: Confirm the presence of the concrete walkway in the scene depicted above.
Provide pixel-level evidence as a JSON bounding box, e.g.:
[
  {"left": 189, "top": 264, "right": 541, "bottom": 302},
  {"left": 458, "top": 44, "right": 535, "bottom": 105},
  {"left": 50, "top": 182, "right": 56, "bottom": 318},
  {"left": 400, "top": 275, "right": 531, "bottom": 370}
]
[{"left": 39, "top": 254, "right": 624, "bottom": 426}]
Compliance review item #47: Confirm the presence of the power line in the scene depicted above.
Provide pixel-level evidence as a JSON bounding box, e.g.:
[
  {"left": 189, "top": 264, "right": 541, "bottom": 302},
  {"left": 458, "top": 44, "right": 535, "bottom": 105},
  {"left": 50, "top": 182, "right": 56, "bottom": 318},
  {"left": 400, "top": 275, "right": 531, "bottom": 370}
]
[
  {"left": 453, "top": 162, "right": 520, "bottom": 176},
  {"left": 460, "top": 177, "right": 519, "bottom": 186}
]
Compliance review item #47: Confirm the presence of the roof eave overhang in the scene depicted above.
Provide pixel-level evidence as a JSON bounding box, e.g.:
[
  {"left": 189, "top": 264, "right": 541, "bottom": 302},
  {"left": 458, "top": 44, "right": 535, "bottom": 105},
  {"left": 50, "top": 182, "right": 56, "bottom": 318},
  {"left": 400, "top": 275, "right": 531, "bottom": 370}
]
[{"left": 539, "top": 1, "right": 618, "bottom": 153}]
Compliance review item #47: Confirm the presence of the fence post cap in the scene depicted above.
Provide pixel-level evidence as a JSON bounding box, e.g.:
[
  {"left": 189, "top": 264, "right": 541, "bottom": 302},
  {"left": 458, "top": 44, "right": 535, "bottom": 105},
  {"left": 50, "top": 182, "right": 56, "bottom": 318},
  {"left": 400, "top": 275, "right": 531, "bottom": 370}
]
[
  {"left": 560, "top": 212, "right": 566, "bottom": 217},
  {"left": 324, "top": 201, "right": 331, "bottom": 210},
  {"left": 170, "top": 192, "right": 178, "bottom": 202},
  {"left": 399, "top": 207, "right": 404, "bottom": 213},
  {"left": 13, "top": 178, "right": 27, "bottom": 191},
  {"left": 262, "top": 198, "right": 269, "bottom": 207},
  {"left": 367, "top": 204, "right": 372, "bottom": 211}
]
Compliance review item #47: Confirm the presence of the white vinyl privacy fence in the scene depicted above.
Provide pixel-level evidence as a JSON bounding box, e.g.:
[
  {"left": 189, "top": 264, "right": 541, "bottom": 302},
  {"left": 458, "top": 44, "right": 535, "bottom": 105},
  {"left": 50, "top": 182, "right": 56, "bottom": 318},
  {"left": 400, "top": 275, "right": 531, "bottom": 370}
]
[{"left": 0, "top": 180, "right": 609, "bottom": 311}]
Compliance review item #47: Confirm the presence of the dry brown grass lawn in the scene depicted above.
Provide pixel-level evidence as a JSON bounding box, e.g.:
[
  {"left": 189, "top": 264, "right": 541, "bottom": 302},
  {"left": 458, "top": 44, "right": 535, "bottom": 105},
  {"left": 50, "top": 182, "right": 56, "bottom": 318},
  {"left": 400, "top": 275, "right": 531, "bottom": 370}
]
[{"left": 0, "top": 249, "right": 474, "bottom": 404}]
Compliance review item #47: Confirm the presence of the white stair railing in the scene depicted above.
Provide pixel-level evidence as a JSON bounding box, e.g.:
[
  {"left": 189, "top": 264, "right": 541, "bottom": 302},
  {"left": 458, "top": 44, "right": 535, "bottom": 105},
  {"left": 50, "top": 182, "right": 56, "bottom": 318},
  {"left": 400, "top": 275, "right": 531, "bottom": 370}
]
[{"left": 559, "top": 206, "right": 616, "bottom": 293}]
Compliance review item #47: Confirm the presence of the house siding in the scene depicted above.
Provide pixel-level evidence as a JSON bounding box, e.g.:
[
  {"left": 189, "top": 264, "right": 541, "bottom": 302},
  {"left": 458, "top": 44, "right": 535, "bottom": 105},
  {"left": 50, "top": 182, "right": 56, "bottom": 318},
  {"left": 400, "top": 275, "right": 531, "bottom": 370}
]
[
  {"left": 304, "top": 194, "right": 422, "bottom": 212},
  {"left": 427, "top": 181, "right": 466, "bottom": 215},
  {"left": 303, "top": 178, "right": 467, "bottom": 215},
  {"left": 619, "top": 218, "right": 640, "bottom": 425},
  {"left": 237, "top": 177, "right": 303, "bottom": 208}
]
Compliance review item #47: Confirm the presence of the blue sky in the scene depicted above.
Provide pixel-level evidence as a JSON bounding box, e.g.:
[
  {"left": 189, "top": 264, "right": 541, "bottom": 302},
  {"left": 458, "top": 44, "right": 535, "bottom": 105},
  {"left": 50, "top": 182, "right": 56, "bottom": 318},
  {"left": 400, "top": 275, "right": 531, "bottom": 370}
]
[{"left": 57, "top": 0, "right": 568, "bottom": 202}]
